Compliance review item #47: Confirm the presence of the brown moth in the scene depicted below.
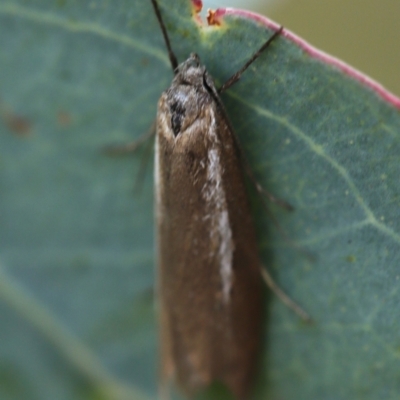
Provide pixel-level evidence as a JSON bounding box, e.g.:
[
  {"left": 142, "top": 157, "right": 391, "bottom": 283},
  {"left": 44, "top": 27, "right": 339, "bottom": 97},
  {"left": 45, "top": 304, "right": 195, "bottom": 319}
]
[
  {"left": 148, "top": 0, "right": 309, "bottom": 398},
  {"left": 156, "top": 52, "right": 263, "bottom": 399}
]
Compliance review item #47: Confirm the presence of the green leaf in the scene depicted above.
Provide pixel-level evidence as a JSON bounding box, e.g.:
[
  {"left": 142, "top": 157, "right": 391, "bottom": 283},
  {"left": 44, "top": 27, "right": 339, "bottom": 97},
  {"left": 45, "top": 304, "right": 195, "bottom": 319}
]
[{"left": 1, "top": 1, "right": 400, "bottom": 399}]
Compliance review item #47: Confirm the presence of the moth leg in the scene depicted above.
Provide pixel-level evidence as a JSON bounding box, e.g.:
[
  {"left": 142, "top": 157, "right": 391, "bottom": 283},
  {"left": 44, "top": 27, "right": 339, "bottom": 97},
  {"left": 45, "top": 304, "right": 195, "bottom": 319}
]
[
  {"left": 103, "top": 121, "right": 156, "bottom": 192},
  {"left": 223, "top": 115, "right": 293, "bottom": 211},
  {"left": 260, "top": 265, "right": 312, "bottom": 322},
  {"left": 241, "top": 159, "right": 293, "bottom": 211},
  {"left": 133, "top": 130, "right": 155, "bottom": 193},
  {"left": 232, "top": 130, "right": 316, "bottom": 261},
  {"left": 102, "top": 121, "right": 156, "bottom": 156}
]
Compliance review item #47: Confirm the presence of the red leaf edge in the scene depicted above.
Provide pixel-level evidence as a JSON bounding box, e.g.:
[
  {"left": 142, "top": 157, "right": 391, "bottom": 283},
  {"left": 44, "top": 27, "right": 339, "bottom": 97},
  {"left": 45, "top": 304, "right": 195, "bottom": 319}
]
[{"left": 191, "top": 0, "right": 400, "bottom": 110}]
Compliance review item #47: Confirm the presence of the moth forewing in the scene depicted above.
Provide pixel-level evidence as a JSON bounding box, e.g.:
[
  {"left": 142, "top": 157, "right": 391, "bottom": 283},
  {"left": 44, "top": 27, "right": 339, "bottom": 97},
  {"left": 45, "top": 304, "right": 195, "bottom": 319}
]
[{"left": 155, "top": 54, "right": 263, "bottom": 399}]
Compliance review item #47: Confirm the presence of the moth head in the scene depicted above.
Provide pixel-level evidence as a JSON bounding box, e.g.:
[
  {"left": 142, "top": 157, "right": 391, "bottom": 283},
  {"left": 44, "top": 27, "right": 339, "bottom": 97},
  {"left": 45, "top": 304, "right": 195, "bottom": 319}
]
[
  {"left": 161, "top": 54, "right": 216, "bottom": 141},
  {"left": 173, "top": 53, "right": 206, "bottom": 88}
]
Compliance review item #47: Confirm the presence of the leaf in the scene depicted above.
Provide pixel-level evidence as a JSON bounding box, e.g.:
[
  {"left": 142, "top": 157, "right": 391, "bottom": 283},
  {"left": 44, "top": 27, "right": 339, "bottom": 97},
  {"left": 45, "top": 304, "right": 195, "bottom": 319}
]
[{"left": 1, "top": 1, "right": 400, "bottom": 399}]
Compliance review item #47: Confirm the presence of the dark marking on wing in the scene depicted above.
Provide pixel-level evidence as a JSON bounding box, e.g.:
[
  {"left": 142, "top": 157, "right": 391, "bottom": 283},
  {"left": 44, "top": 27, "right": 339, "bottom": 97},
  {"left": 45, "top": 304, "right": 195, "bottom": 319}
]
[{"left": 170, "top": 101, "right": 186, "bottom": 136}]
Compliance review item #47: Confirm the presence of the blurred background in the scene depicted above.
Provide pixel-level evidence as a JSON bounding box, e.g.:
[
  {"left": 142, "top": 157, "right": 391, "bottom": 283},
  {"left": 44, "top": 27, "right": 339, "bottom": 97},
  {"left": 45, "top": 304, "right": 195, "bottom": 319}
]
[{"left": 202, "top": 0, "right": 400, "bottom": 97}]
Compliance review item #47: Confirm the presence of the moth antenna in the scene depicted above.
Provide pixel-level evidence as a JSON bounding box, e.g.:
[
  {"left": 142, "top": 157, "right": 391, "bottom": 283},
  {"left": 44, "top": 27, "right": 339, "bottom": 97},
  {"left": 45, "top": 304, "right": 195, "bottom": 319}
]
[
  {"left": 150, "top": 0, "right": 179, "bottom": 72},
  {"left": 218, "top": 26, "right": 284, "bottom": 93}
]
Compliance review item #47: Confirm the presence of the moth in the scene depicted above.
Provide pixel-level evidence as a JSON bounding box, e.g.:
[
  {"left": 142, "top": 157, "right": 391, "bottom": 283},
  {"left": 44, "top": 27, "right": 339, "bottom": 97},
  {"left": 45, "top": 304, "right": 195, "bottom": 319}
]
[{"left": 140, "top": 1, "right": 310, "bottom": 398}]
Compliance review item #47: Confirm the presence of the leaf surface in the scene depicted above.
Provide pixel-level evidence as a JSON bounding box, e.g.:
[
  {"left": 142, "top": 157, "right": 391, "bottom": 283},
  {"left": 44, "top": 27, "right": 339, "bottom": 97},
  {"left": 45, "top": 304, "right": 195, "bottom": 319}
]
[{"left": 1, "top": 1, "right": 400, "bottom": 399}]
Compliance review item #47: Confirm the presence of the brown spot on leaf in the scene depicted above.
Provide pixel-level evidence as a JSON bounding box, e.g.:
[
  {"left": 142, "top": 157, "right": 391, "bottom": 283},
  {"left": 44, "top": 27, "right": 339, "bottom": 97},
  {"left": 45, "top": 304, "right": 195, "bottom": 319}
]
[
  {"left": 207, "top": 9, "right": 223, "bottom": 26},
  {"left": 0, "top": 99, "right": 32, "bottom": 136},
  {"left": 140, "top": 58, "right": 149, "bottom": 67},
  {"left": 57, "top": 110, "right": 72, "bottom": 127},
  {"left": 2, "top": 111, "right": 31, "bottom": 136}
]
